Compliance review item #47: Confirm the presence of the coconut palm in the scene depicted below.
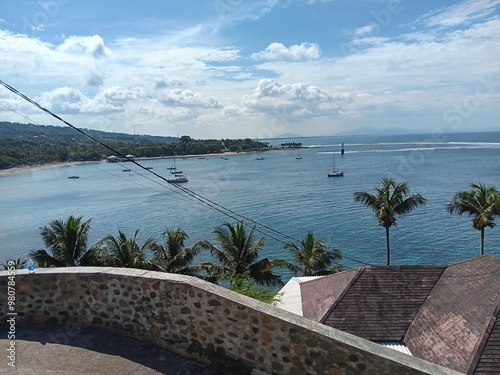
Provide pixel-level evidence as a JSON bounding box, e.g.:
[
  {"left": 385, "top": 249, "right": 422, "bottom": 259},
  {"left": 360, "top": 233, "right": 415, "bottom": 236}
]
[
  {"left": 1, "top": 257, "right": 27, "bottom": 270},
  {"left": 97, "top": 229, "right": 157, "bottom": 270},
  {"left": 447, "top": 183, "right": 500, "bottom": 255},
  {"left": 198, "top": 221, "right": 284, "bottom": 286},
  {"left": 29, "top": 215, "right": 101, "bottom": 267},
  {"left": 150, "top": 228, "right": 203, "bottom": 275},
  {"left": 354, "top": 176, "right": 427, "bottom": 266},
  {"left": 283, "top": 231, "right": 342, "bottom": 276}
]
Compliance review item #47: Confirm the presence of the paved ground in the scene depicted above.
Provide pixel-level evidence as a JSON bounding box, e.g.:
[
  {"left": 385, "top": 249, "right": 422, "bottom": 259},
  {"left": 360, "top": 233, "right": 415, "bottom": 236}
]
[{"left": 0, "top": 325, "right": 215, "bottom": 375}]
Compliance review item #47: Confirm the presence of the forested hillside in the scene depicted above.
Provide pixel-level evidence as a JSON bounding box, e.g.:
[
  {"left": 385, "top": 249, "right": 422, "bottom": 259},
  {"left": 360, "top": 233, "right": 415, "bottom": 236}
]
[{"left": 0, "top": 122, "right": 269, "bottom": 169}]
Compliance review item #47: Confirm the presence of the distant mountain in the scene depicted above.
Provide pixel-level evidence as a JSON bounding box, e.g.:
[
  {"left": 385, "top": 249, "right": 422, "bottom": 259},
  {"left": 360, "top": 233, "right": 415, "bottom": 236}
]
[{"left": 273, "top": 132, "right": 302, "bottom": 138}]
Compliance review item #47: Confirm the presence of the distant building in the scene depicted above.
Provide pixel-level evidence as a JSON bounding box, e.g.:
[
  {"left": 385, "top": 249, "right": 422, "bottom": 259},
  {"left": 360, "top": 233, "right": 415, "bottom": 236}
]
[
  {"left": 277, "top": 255, "right": 500, "bottom": 375},
  {"left": 106, "top": 155, "right": 135, "bottom": 162},
  {"left": 107, "top": 155, "right": 120, "bottom": 162}
]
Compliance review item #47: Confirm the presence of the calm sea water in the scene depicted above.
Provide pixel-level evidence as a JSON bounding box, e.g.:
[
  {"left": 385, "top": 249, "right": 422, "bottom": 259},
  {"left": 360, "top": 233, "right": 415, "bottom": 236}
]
[{"left": 1, "top": 131, "right": 500, "bottom": 281}]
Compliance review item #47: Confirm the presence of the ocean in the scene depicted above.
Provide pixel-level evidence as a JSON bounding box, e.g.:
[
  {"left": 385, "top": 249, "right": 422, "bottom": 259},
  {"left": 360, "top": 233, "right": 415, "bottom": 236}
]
[{"left": 1, "top": 131, "right": 500, "bottom": 281}]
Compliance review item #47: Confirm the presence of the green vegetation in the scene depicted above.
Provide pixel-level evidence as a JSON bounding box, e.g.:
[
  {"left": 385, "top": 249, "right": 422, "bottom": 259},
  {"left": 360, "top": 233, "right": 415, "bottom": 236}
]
[
  {"left": 354, "top": 176, "right": 427, "bottom": 266},
  {"left": 280, "top": 142, "right": 303, "bottom": 148},
  {"left": 197, "top": 222, "right": 287, "bottom": 286},
  {"left": 29, "top": 216, "right": 101, "bottom": 267},
  {"left": 448, "top": 183, "right": 500, "bottom": 255},
  {"left": 13, "top": 178, "right": 500, "bottom": 302},
  {"left": 228, "top": 273, "right": 282, "bottom": 304},
  {"left": 0, "top": 122, "right": 269, "bottom": 169},
  {"left": 283, "top": 231, "right": 342, "bottom": 276}
]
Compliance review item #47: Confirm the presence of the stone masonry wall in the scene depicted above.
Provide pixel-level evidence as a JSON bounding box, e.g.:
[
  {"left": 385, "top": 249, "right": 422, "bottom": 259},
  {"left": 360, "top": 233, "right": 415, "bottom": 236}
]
[{"left": 0, "top": 268, "right": 461, "bottom": 375}]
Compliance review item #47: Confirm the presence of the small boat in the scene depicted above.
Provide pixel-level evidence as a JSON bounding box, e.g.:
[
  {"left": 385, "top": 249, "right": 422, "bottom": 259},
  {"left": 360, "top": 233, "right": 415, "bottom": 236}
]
[
  {"left": 168, "top": 154, "right": 178, "bottom": 170},
  {"left": 145, "top": 167, "right": 153, "bottom": 170},
  {"left": 328, "top": 152, "right": 344, "bottom": 177},
  {"left": 170, "top": 170, "right": 183, "bottom": 174},
  {"left": 122, "top": 169, "right": 131, "bottom": 172},
  {"left": 68, "top": 175, "right": 79, "bottom": 179},
  {"left": 167, "top": 174, "right": 188, "bottom": 183},
  {"left": 296, "top": 153, "right": 302, "bottom": 160},
  {"left": 256, "top": 156, "right": 265, "bottom": 160},
  {"left": 198, "top": 156, "right": 206, "bottom": 160}
]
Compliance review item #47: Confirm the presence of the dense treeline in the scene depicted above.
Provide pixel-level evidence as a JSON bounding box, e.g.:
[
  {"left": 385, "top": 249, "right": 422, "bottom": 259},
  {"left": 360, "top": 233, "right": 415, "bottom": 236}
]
[{"left": 0, "top": 122, "right": 269, "bottom": 169}]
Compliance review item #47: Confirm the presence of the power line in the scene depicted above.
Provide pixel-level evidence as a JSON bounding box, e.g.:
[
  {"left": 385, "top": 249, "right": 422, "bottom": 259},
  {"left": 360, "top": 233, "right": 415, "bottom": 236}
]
[
  {"left": 0, "top": 81, "right": 301, "bottom": 244},
  {"left": 0, "top": 80, "right": 378, "bottom": 268}
]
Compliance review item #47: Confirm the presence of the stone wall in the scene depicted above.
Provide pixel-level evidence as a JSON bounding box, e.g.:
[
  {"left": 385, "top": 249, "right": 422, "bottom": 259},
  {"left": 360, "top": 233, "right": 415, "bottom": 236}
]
[{"left": 0, "top": 268, "right": 461, "bottom": 375}]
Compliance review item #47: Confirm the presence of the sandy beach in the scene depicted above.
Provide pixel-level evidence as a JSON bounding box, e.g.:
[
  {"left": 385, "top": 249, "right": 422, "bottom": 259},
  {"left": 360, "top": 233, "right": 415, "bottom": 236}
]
[{"left": 0, "top": 151, "right": 261, "bottom": 176}]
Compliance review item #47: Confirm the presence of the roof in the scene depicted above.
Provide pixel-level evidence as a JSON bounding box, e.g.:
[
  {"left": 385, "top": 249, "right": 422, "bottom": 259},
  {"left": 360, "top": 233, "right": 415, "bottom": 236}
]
[
  {"left": 320, "top": 265, "right": 444, "bottom": 341},
  {"left": 276, "top": 276, "right": 322, "bottom": 316},
  {"left": 279, "top": 255, "right": 500, "bottom": 375}
]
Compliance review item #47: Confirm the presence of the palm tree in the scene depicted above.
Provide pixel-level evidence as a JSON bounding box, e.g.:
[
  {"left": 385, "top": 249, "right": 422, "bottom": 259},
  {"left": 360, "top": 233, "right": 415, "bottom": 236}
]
[
  {"left": 97, "top": 230, "right": 157, "bottom": 270},
  {"left": 1, "top": 257, "right": 27, "bottom": 270},
  {"left": 447, "top": 183, "right": 500, "bottom": 255},
  {"left": 354, "top": 176, "right": 427, "bottom": 266},
  {"left": 198, "top": 221, "right": 283, "bottom": 286},
  {"left": 29, "top": 215, "right": 100, "bottom": 267},
  {"left": 283, "top": 231, "right": 342, "bottom": 276},
  {"left": 150, "top": 228, "right": 203, "bottom": 275}
]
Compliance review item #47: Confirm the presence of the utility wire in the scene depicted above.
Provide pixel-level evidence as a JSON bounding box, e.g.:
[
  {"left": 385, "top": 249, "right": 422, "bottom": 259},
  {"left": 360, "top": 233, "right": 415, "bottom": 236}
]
[
  {"left": 0, "top": 81, "right": 307, "bottom": 245},
  {"left": 0, "top": 80, "right": 378, "bottom": 267}
]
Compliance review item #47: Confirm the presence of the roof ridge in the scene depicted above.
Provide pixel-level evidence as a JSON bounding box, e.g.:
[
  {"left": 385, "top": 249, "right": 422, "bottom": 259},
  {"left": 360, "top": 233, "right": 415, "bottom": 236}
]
[{"left": 318, "top": 267, "right": 365, "bottom": 323}]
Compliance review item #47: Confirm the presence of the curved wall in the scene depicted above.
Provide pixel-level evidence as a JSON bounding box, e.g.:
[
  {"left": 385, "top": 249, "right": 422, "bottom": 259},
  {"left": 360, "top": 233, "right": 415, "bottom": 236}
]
[{"left": 0, "top": 268, "right": 460, "bottom": 374}]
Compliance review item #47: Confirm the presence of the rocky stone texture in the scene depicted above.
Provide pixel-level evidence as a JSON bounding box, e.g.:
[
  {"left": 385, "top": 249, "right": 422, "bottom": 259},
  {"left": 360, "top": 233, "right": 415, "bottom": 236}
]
[{"left": 0, "top": 268, "right": 461, "bottom": 375}]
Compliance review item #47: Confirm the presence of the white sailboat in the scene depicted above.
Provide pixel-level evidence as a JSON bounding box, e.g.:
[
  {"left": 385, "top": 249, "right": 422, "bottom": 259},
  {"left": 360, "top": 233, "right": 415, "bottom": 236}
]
[
  {"left": 328, "top": 152, "right": 344, "bottom": 177},
  {"left": 168, "top": 154, "right": 183, "bottom": 174}
]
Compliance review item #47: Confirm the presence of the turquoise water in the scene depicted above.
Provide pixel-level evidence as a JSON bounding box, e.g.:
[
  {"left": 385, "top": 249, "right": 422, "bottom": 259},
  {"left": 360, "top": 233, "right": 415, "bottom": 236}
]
[{"left": 1, "top": 131, "right": 500, "bottom": 280}]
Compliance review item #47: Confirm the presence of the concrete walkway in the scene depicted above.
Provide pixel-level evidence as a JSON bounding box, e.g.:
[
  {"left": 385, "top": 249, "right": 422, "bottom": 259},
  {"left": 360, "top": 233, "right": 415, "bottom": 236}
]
[{"left": 0, "top": 325, "right": 214, "bottom": 374}]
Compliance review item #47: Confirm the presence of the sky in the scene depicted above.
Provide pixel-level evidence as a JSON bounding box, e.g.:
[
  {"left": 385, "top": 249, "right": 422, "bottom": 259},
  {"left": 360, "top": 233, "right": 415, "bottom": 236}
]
[{"left": 0, "top": 0, "right": 499, "bottom": 139}]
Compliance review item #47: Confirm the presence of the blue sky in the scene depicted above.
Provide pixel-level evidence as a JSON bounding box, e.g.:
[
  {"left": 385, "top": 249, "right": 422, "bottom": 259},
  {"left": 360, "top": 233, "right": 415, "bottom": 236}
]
[{"left": 0, "top": 0, "right": 499, "bottom": 138}]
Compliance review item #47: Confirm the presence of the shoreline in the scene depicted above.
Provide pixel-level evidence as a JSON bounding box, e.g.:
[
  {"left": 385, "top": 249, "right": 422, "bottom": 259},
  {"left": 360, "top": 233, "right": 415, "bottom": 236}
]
[{"left": 0, "top": 149, "right": 283, "bottom": 176}]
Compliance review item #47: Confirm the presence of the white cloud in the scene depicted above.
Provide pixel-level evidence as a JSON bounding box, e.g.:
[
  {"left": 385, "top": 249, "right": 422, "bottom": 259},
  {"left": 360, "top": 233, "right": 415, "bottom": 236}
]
[
  {"left": 159, "top": 89, "right": 223, "bottom": 109},
  {"left": 57, "top": 35, "right": 111, "bottom": 58},
  {"left": 353, "top": 24, "right": 377, "bottom": 36},
  {"left": 155, "top": 78, "right": 187, "bottom": 89},
  {"left": 242, "top": 79, "right": 348, "bottom": 116},
  {"left": 39, "top": 87, "right": 89, "bottom": 113},
  {"left": 251, "top": 42, "right": 320, "bottom": 61},
  {"left": 418, "top": 0, "right": 500, "bottom": 28}
]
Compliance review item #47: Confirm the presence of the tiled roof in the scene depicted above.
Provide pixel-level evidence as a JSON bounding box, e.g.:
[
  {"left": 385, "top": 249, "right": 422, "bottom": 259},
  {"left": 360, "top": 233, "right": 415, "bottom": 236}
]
[
  {"left": 320, "top": 265, "right": 444, "bottom": 341},
  {"left": 286, "top": 255, "right": 500, "bottom": 375},
  {"left": 405, "top": 255, "right": 500, "bottom": 374},
  {"left": 474, "top": 310, "right": 500, "bottom": 375}
]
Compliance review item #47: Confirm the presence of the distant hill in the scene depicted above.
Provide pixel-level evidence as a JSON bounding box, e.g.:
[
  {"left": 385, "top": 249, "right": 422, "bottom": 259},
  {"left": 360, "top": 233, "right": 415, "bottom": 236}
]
[
  {"left": 0, "top": 121, "right": 269, "bottom": 169},
  {"left": 0, "top": 122, "right": 179, "bottom": 144}
]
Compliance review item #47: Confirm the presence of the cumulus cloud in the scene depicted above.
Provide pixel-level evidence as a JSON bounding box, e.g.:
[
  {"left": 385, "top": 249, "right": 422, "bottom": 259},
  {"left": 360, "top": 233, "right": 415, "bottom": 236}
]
[
  {"left": 159, "top": 89, "right": 222, "bottom": 108},
  {"left": 251, "top": 42, "right": 320, "bottom": 61},
  {"left": 57, "top": 35, "right": 111, "bottom": 58},
  {"left": 82, "top": 86, "right": 147, "bottom": 113},
  {"left": 242, "top": 79, "right": 347, "bottom": 116},
  {"left": 39, "top": 87, "right": 89, "bottom": 113}
]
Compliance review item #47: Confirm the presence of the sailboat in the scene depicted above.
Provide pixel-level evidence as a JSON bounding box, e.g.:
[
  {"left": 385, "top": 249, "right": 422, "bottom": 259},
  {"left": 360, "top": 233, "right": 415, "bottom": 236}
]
[
  {"left": 168, "top": 154, "right": 183, "bottom": 174},
  {"left": 328, "top": 152, "right": 344, "bottom": 177}
]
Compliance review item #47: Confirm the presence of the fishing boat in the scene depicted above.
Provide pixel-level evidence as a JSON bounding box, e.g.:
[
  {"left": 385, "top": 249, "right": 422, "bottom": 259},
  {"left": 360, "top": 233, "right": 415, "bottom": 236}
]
[{"left": 328, "top": 152, "right": 344, "bottom": 177}]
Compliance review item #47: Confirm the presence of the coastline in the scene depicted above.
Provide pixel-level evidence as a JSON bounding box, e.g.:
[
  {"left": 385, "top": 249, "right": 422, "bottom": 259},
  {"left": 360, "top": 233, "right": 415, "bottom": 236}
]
[{"left": 0, "top": 150, "right": 271, "bottom": 176}]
